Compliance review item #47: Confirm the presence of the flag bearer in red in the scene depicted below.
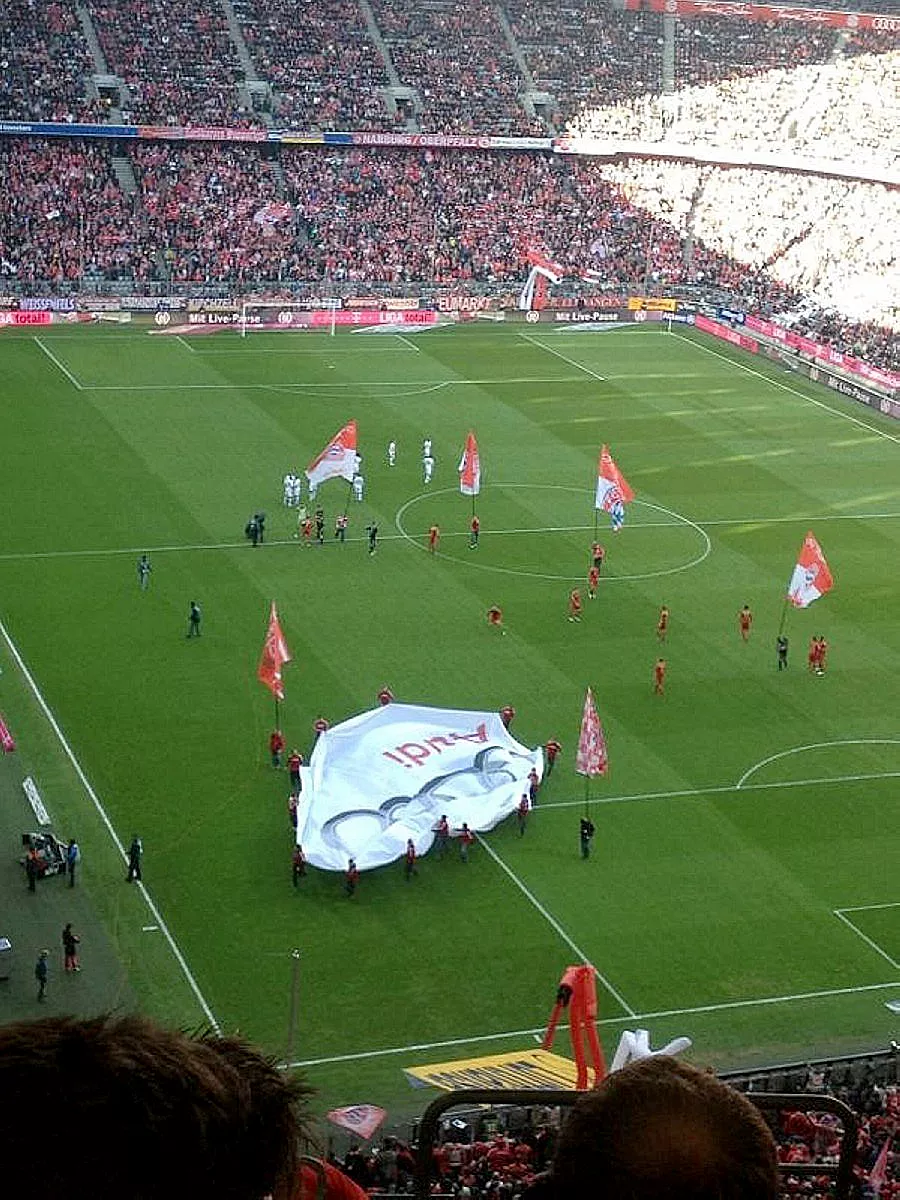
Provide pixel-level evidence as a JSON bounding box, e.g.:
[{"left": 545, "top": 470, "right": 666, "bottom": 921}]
[
  {"left": 313, "top": 716, "right": 329, "bottom": 740},
  {"left": 568, "top": 589, "right": 583, "bottom": 622},
  {"left": 377, "top": 685, "right": 394, "bottom": 706},
  {"left": 500, "top": 704, "right": 516, "bottom": 728},
  {"left": 591, "top": 542, "right": 605, "bottom": 571},
  {"left": 528, "top": 767, "right": 540, "bottom": 805},
  {"left": 588, "top": 565, "right": 600, "bottom": 600},
  {"left": 738, "top": 604, "right": 753, "bottom": 641},
  {"left": 292, "top": 844, "right": 306, "bottom": 887},
  {"left": 287, "top": 749, "right": 303, "bottom": 794},
  {"left": 433, "top": 814, "right": 450, "bottom": 858},
  {"left": 469, "top": 514, "right": 480, "bottom": 548},
  {"left": 428, "top": 524, "right": 440, "bottom": 553},
  {"left": 269, "top": 729, "right": 285, "bottom": 767},
  {"left": 457, "top": 823, "right": 475, "bottom": 862},
  {"left": 654, "top": 657, "right": 666, "bottom": 695},
  {"left": 487, "top": 605, "right": 505, "bottom": 634}
]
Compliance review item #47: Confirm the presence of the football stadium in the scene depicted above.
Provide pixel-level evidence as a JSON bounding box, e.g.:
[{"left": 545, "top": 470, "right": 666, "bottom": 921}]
[{"left": 0, "top": 0, "right": 898, "bottom": 1196}]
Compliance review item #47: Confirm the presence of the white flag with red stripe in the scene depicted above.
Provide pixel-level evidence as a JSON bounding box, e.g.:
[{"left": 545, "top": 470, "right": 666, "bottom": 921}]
[
  {"left": 787, "top": 532, "right": 833, "bottom": 608},
  {"left": 576, "top": 687, "right": 608, "bottom": 777},
  {"left": 458, "top": 431, "right": 481, "bottom": 496},
  {"left": 306, "top": 420, "right": 361, "bottom": 489},
  {"left": 595, "top": 445, "right": 634, "bottom": 529}
]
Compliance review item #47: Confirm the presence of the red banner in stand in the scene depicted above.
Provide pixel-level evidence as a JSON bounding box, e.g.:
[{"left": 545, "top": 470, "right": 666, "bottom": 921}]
[{"left": 622, "top": 0, "right": 898, "bottom": 31}]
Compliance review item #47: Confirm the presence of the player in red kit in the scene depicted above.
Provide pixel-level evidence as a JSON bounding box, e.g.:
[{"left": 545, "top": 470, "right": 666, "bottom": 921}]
[
  {"left": 487, "top": 605, "right": 506, "bottom": 635},
  {"left": 469, "top": 515, "right": 480, "bottom": 549},
  {"left": 657, "top": 605, "right": 669, "bottom": 641},
  {"left": 428, "top": 524, "right": 440, "bottom": 553},
  {"left": 588, "top": 565, "right": 600, "bottom": 600},
  {"left": 500, "top": 704, "right": 515, "bottom": 728},
  {"left": 344, "top": 858, "right": 359, "bottom": 897},
  {"left": 738, "top": 604, "right": 753, "bottom": 642},
  {"left": 545, "top": 738, "right": 561, "bottom": 775},
  {"left": 568, "top": 588, "right": 582, "bottom": 622},
  {"left": 815, "top": 635, "right": 828, "bottom": 675},
  {"left": 403, "top": 839, "right": 418, "bottom": 880},
  {"left": 654, "top": 657, "right": 666, "bottom": 695},
  {"left": 377, "top": 685, "right": 394, "bottom": 706},
  {"left": 517, "top": 793, "right": 529, "bottom": 836},
  {"left": 808, "top": 636, "right": 819, "bottom": 673},
  {"left": 269, "top": 728, "right": 285, "bottom": 768},
  {"left": 301, "top": 517, "right": 312, "bottom": 547},
  {"left": 591, "top": 542, "right": 605, "bottom": 571}
]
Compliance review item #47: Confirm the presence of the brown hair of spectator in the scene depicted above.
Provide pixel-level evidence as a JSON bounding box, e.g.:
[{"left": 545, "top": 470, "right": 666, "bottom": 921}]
[
  {"left": 548, "top": 1056, "right": 778, "bottom": 1200},
  {"left": 0, "top": 1013, "right": 312, "bottom": 1200}
]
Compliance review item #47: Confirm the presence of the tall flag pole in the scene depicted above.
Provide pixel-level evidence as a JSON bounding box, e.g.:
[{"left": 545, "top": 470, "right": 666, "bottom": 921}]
[
  {"left": 779, "top": 531, "right": 834, "bottom": 637},
  {"left": 459, "top": 430, "right": 481, "bottom": 530},
  {"left": 257, "top": 600, "right": 292, "bottom": 728},
  {"left": 594, "top": 445, "right": 634, "bottom": 534},
  {"left": 575, "top": 687, "right": 609, "bottom": 817}
]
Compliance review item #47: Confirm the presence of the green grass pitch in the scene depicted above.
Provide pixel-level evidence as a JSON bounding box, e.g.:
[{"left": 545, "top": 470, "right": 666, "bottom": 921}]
[{"left": 1, "top": 320, "right": 898, "bottom": 1114}]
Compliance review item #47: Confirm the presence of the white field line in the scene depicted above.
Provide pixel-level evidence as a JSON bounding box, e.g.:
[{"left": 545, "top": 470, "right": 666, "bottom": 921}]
[
  {"left": 34, "top": 337, "right": 85, "bottom": 390},
  {"left": 837, "top": 901, "right": 900, "bottom": 914},
  {"left": 394, "top": 333, "right": 422, "bottom": 353},
  {"left": 833, "top": 910, "right": 900, "bottom": 972},
  {"left": 74, "top": 374, "right": 587, "bottom": 391},
  {"left": 175, "top": 334, "right": 197, "bottom": 354},
  {"left": 673, "top": 331, "right": 900, "bottom": 447},
  {"left": 737, "top": 739, "right": 900, "bottom": 788},
  {"left": 540, "top": 771, "right": 900, "bottom": 812},
  {"left": 0, "top": 615, "right": 220, "bottom": 1031},
  {"left": 2, "top": 510, "right": 900, "bottom": 565},
  {"left": 476, "top": 834, "right": 638, "bottom": 1017},
  {"left": 286, "top": 979, "right": 900, "bottom": 1069},
  {"left": 519, "top": 332, "right": 607, "bottom": 382}
]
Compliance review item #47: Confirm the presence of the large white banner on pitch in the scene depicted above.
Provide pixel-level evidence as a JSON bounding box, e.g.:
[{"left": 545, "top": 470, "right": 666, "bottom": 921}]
[{"left": 296, "top": 704, "right": 543, "bottom": 871}]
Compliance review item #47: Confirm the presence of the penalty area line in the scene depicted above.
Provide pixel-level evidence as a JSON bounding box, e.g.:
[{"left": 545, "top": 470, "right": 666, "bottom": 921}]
[
  {"left": 286, "top": 979, "right": 900, "bottom": 1070},
  {"left": 34, "top": 337, "right": 85, "bottom": 391},
  {"left": 519, "top": 332, "right": 607, "bottom": 382},
  {"left": 0, "top": 614, "right": 220, "bottom": 1032}
]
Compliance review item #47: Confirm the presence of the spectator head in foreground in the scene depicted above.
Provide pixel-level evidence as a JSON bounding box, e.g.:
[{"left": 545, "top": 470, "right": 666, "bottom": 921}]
[
  {"left": 0, "top": 1013, "right": 311, "bottom": 1200},
  {"left": 548, "top": 1056, "right": 778, "bottom": 1200}
]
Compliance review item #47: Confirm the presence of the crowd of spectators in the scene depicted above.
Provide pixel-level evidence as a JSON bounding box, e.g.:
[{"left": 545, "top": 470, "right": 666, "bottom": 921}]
[
  {"left": 1, "top": 137, "right": 896, "bottom": 370},
  {"left": 321, "top": 1063, "right": 898, "bottom": 1200},
  {"left": 84, "top": 1, "right": 257, "bottom": 128},
  {"left": 0, "top": 139, "right": 147, "bottom": 284},
  {"left": 0, "top": 1, "right": 104, "bottom": 124},
  {"left": 370, "top": 0, "right": 543, "bottom": 136},
  {"left": 233, "top": 0, "right": 391, "bottom": 131}
]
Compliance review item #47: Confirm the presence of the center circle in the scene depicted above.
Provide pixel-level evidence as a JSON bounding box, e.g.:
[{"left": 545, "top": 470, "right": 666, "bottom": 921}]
[{"left": 395, "top": 484, "right": 711, "bottom": 582}]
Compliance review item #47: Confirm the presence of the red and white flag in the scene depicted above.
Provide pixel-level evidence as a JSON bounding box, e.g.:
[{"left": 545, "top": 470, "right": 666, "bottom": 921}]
[
  {"left": 576, "top": 687, "right": 608, "bottom": 777},
  {"left": 868, "top": 1134, "right": 892, "bottom": 1196},
  {"left": 458, "top": 431, "right": 481, "bottom": 496},
  {"left": 257, "top": 601, "right": 292, "bottom": 701},
  {"left": 306, "top": 421, "right": 361, "bottom": 490},
  {"left": 326, "top": 1104, "right": 388, "bottom": 1140},
  {"left": 595, "top": 445, "right": 634, "bottom": 529},
  {"left": 787, "top": 532, "right": 833, "bottom": 608}
]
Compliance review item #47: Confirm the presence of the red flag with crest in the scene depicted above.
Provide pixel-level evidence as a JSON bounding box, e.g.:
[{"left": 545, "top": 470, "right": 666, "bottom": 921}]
[
  {"left": 257, "top": 601, "right": 292, "bottom": 701},
  {"left": 787, "top": 532, "right": 834, "bottom": 608},
  {"left": 576, "top": 687, "right": 608, "bottom": 777}
]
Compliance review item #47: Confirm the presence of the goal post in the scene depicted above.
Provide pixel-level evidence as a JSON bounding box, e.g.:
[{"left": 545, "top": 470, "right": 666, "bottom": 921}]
[{"left": 239, "top": 298, "right": 342, "bottom": 337}]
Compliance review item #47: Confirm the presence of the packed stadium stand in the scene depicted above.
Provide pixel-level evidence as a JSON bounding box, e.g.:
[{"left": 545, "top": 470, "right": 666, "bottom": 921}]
[{"left": 0, "top": 1, "right": 897, "bottom": 362}]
